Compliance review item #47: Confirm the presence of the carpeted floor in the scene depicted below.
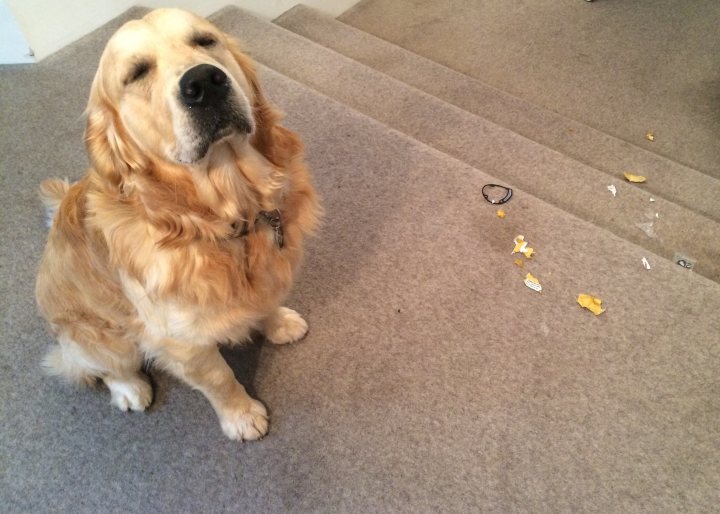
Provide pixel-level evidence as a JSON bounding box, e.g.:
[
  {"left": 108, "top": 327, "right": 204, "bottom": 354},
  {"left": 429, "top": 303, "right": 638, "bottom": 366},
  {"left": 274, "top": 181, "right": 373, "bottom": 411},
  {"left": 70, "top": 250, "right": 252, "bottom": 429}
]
[
  {"left": 1, "top": 3, "right": 719, "bottom": 513},
  {"left": 340, "top": 0, "right": 720, "bottom": 178},
  {"left": 224, "top": 6, "right": 720, "bottom": 284}
]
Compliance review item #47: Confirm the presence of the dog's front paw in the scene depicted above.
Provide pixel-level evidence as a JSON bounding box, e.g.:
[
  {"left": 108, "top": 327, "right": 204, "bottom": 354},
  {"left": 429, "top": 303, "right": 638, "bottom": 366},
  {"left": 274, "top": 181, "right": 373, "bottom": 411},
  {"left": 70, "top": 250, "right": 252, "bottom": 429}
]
[
  {"left": 106, "top": 376, "right": 153, "bottom": 412},
  {"left": 264, "top": 307, "right": 308, "bottom": 345},
  {"left": 219, "top": 398, "right": 269, "bottom": 441}
]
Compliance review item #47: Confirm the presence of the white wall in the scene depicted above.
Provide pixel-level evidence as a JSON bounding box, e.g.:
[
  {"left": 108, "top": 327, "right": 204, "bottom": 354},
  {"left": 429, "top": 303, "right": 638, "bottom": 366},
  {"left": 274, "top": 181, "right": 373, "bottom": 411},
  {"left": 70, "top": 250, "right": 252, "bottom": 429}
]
[
  {"left": 0, "top": 0, "right": 35, "bottom": 63},
  {"left": 5, "top": 0, "right": 358, "bottom": 61}
]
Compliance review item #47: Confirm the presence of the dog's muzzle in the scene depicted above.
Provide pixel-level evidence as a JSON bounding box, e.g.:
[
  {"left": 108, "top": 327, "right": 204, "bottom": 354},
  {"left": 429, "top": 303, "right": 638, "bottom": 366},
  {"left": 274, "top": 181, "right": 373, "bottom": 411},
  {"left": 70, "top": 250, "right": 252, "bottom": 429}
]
[{"left": 178, "top": 64, "right": 253, "bottom": 147}]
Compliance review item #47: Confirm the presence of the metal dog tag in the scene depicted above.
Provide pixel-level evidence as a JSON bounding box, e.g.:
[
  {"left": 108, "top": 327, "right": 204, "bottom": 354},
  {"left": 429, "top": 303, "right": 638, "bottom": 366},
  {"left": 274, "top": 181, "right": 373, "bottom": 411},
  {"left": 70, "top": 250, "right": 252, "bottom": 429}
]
[{"left": 257, "top": 210, "right": 284, "bottom": 249}]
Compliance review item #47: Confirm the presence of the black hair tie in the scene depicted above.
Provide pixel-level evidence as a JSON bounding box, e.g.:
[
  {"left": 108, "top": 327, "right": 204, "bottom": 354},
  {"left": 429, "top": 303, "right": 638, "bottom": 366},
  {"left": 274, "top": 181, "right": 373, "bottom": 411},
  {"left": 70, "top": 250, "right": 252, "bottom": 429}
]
[{"left": 481, "top": 184, "right": 513, "bottom": 205}]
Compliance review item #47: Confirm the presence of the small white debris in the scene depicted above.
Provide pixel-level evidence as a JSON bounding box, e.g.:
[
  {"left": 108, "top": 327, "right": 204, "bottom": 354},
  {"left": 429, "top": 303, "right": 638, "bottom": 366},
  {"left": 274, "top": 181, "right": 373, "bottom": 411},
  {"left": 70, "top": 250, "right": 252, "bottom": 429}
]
[
  {"left": 607, "top": 184, "right": 617, "bottom": 197},
  {"left": 641, "top": 257, "right": 651, "bottom": 270},
  {"left": 649, "top": 197, "right": 655, "bottom": 202}
]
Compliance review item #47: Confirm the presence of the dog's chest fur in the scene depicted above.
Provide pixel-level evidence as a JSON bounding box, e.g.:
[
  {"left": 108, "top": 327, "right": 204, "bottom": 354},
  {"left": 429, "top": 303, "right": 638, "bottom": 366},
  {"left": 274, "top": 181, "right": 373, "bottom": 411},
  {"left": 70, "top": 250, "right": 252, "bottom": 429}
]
[{"left": 91, "top": 143, "right": 309, "bottom": 345}]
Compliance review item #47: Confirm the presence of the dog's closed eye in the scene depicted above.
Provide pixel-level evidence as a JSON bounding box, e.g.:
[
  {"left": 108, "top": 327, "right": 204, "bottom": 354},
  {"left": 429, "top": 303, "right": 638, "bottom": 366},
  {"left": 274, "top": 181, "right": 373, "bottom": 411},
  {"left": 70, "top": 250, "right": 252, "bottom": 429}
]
[
  {"left": 125, "top": 60, "right": 152, "bottom": 85},
  {"left": 191, "top": 33, "right": 217, "bottom": 48}
]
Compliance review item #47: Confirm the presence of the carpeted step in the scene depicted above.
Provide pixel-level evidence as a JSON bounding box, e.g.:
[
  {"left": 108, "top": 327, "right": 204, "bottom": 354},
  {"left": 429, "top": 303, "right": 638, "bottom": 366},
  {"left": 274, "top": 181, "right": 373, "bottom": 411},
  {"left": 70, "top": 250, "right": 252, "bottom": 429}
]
[
  {"left": 338, "top": 0, "right": 720, "bottom": 180},
  {"left": 275, "top": 5, "right": 720, "bottom": 224},
  {"left": 212, "top": 7, "right": 720, "bottom": 284},
  {"left": 3, "top": 7, "right": 719, "bottom": 510}
]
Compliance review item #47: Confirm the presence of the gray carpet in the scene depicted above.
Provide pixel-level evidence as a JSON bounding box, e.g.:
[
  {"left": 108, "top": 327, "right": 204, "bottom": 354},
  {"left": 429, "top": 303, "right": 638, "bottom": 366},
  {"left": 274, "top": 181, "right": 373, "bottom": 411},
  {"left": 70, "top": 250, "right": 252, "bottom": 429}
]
[
  {"left": 219, "top": 7, "right": 720, "bottom": 283},
  {"left": 276, "top": 4, "right": 720, "bottom": 224},
  {"left": 2, "top": 5, "right": 719, "bottom": 514},
  {"left": 340, "top": 0, "right": 720, "bottom": 178}
]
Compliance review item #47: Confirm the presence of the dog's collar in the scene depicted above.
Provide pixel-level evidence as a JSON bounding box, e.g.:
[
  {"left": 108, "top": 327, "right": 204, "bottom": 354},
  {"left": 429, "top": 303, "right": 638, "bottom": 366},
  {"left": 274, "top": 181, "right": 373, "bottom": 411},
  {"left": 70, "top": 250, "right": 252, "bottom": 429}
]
[{"left": 230, "top": 209, "right": 284, "bottom": 249}]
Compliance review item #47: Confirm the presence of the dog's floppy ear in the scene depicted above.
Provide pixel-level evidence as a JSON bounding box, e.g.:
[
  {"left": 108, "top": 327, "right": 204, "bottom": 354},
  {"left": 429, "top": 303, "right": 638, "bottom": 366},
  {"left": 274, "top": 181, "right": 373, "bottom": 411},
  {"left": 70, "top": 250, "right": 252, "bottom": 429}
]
[
  {"left": 227, "top": 38, "right": 302, "bottom": 165},
  {"left": 84, "top": 71, "right": 146, "bottom": 188}
]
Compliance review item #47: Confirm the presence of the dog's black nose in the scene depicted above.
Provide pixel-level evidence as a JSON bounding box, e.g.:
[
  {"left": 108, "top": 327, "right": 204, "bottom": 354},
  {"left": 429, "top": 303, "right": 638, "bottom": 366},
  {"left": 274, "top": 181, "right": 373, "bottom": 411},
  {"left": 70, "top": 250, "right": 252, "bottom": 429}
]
[{"left": 179, "top": 64, "right": 229, "bottom": 107}]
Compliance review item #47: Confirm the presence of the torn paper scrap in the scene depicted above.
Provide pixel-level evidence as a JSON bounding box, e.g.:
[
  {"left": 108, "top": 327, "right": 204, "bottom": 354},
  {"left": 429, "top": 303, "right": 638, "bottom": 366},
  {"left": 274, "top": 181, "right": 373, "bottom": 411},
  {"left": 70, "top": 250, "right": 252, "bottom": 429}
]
[
  {"left": 512, "top": 235, "right": 535, "bottom": 258},
  {"left": 577, "top": 294, "right": 605, "bottom": 315},
  {"left": 524, "top": 273, "right": 542, "bottom": 292},
  {"left": 496, "top": 209, "right": 506, "bottom": 218},
  {"left": 607, "top": 184, "right": 617, "bottom": 197},
  {"left": 641, "top": 257, "right": 651, "bottom": 270},
  {"left": 624, "top": 172, "right": 647, "bottom": 183}
]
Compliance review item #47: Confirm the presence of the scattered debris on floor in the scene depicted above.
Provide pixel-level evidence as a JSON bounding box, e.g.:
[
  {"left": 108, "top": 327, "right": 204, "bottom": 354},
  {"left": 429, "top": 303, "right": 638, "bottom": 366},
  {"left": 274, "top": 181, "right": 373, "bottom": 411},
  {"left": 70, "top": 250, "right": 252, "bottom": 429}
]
[
  {"left": 512, "top": 235, "right": 534, "bottom": 258},
  {"left": 577, "top": 294, "right": 605, "bottom": 315},
  {"left": 624, "top": 172, "right": 647, "bottom": 183},
  {"left": 482, "top": 183, "right": 513, "bottom": 204},
  {"left": 524, "top": 273, "right": 542, "bottom": 292},
  {"left": 509, "top": 235, "right": 539, "bottom": 290},
  {"left": 641, "top": 257, "right": 651, "bottom": 270},
  {"left": 496, "top": 209, "right": 506, "bottom": 218},
  {"left": 607, "top": 184, "right": 617, "bottom": 197},
  {"left": 645, "top": 131, "right": 655, "bottom": 142}
]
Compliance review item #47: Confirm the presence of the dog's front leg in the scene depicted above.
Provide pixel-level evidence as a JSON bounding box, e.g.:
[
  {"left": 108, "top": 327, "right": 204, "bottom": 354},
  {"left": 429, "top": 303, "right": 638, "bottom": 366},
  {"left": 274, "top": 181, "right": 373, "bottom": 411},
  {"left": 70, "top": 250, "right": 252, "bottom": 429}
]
[{"left": 147, "top": 339, "right": 268, "bottom": 441}]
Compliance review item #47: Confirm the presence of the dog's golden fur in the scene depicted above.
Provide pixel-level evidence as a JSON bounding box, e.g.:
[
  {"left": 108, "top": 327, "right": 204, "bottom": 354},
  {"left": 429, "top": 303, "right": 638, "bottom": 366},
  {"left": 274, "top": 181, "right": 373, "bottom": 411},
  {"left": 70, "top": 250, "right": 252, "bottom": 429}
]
[{"left": 35, "top": 8, "right": 320, "bottom": 441}]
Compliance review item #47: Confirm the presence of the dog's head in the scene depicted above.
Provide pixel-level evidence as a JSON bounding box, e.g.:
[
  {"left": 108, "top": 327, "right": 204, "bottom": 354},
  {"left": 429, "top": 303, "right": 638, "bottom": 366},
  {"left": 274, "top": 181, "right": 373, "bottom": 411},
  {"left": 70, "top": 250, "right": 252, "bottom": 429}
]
[{"left": 86, "top": 9, "right": 272, "bottom": 184}]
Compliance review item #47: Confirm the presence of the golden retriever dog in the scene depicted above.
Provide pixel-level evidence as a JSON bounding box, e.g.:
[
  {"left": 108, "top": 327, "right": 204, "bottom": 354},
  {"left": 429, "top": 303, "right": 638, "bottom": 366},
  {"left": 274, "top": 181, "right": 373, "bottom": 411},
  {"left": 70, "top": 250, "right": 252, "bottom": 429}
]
[{"left": 35, "top": 8, "right": 320, "bottom": 441}]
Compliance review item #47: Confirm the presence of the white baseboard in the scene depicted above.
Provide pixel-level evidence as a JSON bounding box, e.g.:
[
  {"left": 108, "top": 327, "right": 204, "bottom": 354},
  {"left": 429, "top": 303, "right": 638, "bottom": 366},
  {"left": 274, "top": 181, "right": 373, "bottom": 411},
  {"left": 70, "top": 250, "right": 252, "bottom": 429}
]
[{"left": 5, "top": 0, "right": 359, "bottom": 62}]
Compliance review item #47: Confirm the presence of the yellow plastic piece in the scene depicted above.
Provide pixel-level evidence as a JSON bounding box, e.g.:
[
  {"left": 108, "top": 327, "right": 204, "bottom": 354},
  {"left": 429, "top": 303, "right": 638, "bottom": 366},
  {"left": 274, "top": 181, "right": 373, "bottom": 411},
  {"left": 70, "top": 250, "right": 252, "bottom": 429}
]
[
  {"left": 577, "top": 294, "right": 605, "bottom": 315},
  {"left": 624, "top": 172, "right": 647, "bottom": 183},
  {"left": 512, "top": 235, "right": 534, "bottom": 258}
]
